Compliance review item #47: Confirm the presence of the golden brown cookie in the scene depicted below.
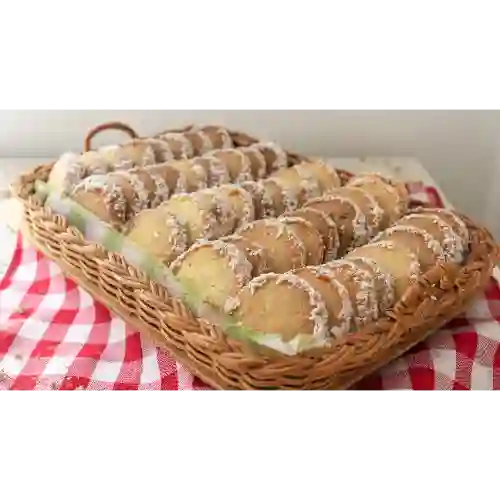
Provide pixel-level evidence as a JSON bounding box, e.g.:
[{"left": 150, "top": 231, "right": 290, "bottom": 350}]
[
  {"left": 171, "top": 239, "right": 254, "bottom": 310},
  {"left": 219, "top": 235, "right": 270, "bottom": 276},
  {"left": 292, "top": 266, "right": 353, "bottom": 338},
  {"left": 343, "top": 255, "right": 396, "bottom": 315},
  {"left": 71, "top": 174, "right": 132, "bottom": 228},
  {"left": 216, "top": 185, "right": 256, "bottom": 230},
  {"left": 372, "top": 225, "right": 446, "bottom": 270},
  {"left": 155, "top": 132, "right": 194, "bottom": 159},
  {"left": 304, "top": 188, "right": 381, "bottom": 256},
  {"left": 260, "top": 178, "right": 300, "bottom": 218},
  {"left": 97, "top": 142, "right": 156, "bottom": 171},
  {"left": 108, "top": 170, "right": 156, "bottom": 216},
  {"left": 236, "top": 219, "right": 307, "bottom": 273},
  {"left": 411, "top": 208, "right": 469, "bottom": 245},
  {"left": 239, "top": 146, "right": 267, "bottom": 179},
  {"left": 322, "top": 260, "right": 380, "bottom": 327},
  {"left": 184, "top": 130, "right": 213, "bottom": 156},
  {"left": 121, "top": 167, "right": 170, "bottom": 210},
  {"left": 146, "top": 171, "right": 171, "bottom": 208},
  {"left": 347, "top": 186, "right": 384, "bottom": 235},
  {"left": 48, "top": 153, "right": 89, "bottom": 195},
  {"left": 126, "top": 209, "right": 187, "bottom": 265},
  {"left": 283, "top": 207, "right": 340, "bottom": 261},
  {"left": 347, "top": 173, "right": 408, "bottom": 226},
  {"left": 348, "top": 241, "right": 421, "bottom": 300},
  {"left": 145, "top": 162, "right": 183, "bottom": 194},
  {"left": 295, "top": 160, "right": 342, "bottom": 192},
  {"left": 139, "top": 138, "right": 176, "bottom": 163},
  {"left": 278, "top": 216, "right": 325, "bottom": 265},
  {"left": 196, "top": 125, "right": 234, "bottom": 150},
  {"left": 78, "top": 150, "right": 114, "bottom": 175},
  {"left": 252, "top": 142, "right": 288, "bottom": 174},
  {"left": 227, "top": 272, "right": 330, "bottom": 343},
  {"left": 191, "top": 156, "right": 231, "bottom": 187},
  {"left": 240, "top": 181, "right": 266, "bottom": 219},
  {"left": 270, "top": 165, "right": 322, "bottom": 201},
  {"left": 208, "top": 149, "right": 253, "bottom": 183},
  {"left": 162, "top": 189, "right": 235, "bottom": 244},
  {"left": 396, "top": 213, "right": 467, "bottom": 263},
  {"left": 168, "top": 159, "right": 208, "bottom": 192}
]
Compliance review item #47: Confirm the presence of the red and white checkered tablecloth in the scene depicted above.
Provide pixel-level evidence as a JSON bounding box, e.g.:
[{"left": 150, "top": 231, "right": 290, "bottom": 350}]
[{"left": 1, "top": 183, "right": 499, "bottom": 390}]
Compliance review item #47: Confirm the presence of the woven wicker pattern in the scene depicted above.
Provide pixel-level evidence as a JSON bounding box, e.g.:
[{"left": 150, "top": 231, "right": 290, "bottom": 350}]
[{"left": 11, "top": 123, "right": 500, "bottom": 390}]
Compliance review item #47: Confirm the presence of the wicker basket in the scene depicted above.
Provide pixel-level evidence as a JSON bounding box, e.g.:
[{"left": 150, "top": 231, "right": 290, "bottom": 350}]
[{"left": 11, "top": 122, "right": 500, "bottom": 390}]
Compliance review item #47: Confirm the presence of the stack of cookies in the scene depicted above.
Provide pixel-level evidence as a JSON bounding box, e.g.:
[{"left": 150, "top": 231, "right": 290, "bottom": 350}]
[
  {"left": 67, "top": 141, "right": 290, "bottom": 229},
  {"left": 128, "top": 160, "right": 345, "bottom": 267},
  {"left": 229, "top": 206, "right": 470, "bottom": 347},
  {"left": 48, "top": 125, "right": 234, "bottom": 194},
  {"left": 169, "top": 171, "right": 410, "bottom": 314}
]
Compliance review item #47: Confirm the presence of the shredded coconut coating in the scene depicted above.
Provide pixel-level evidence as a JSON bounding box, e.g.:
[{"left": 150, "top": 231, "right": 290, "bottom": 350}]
[
  {"left": 158, "top": 214, "right": 189, "bottom": 261},
  {"left": 279, "top": 216, "right": 324, "bottom": 263},
  {"left": 158, "top": 133, "right": 194, "bottom": 159},
  {"left": 254, "top": 142, "right": 288, "bottom": 173},
  {"left": 414, "top": 207, "right": 469, "bottom": 244},
  {"left": 137, "top": 144, "right": 157, "bottom": 167},
  {"left": 71, "top": 174, "right": 129, "bottom": 224},
  {"left": 208, "top": 150, "right": 255, "bottom": 183},
  {"left": 294, "top": 163, "right": 332, "bottom": 195},
  {"left": 324, "top": 259, "right": 379, "bottom": 327},
  {"left": 149, "top": 173, "right": 171, "bottom": 208},
  {"left": 115, "top": 171, "right": 150, "bottom": 215},
  {"left": 240, "top": 180, "right": 265, "bottom": 214},
  {"left": 261, "top": 179, "right": 300, "bottom": 217},
  {"left": 210, "top": 189, "right": 237, "bottom": 236},
  {"left": 306, "top": 266, "right": 353, "bottom": 337},
  {"left": 286, "top": 207, "right": 340, "bottom": 262},
  {"left": 260, "top": 180, "right": 280, "bottom": 218},
  {"left": 218, "top": 185, "right": 256, "bottom": 228},
  {"left": 304, "top": 160, "right": 342, "bottom": 187},
  {"left": 220, "top": 235, "right": 269, "bottom": 275},
  {"left": 172, "top": 169, "right": 190, "bottom": 194},
  {"left": 140, "top": 138, "right": 176, "bottom": 162},
  {"left": 194, "top": 130, "right": 214, "bottom": 155},
  {"left": 195, "top": 125, "right": 234, "bottom": 150},
  {"left": 232, "top": 150, "right": 254, "bottom": 182},
  {"left": 306, "top": 192, "right": 368, "bottom": 248},
  {"left": 191, "top": 162, "right": 209, "bottom": 189},
  {"left": 203, "top": 157, "right": 232, "bottom": 186},
  {"left": 50, "top": 152, "right": 88, "bottom": 194},
  {"left": 343, "top": 255, "right": 396, "bottom": 313},
  {"left": 166, "top": 192, "right": 221, "bottom": 241},
  {"left": 346, "top": 187, "right": 385, "bottom": 237},
  {"left": 400, "top": 213, "right": 465, "bottom": 263},
  {"left": 373, "top": 224, "right": 446, "bottom": 262},
  {"left": 240, "top": 147, "right": 267, "bottom": 179},
  {"left": 348, "top": 174, "right": 408, "bottom": 218},
  {"left": 272, "top": 168, "right": 322, "bottom": 201}
]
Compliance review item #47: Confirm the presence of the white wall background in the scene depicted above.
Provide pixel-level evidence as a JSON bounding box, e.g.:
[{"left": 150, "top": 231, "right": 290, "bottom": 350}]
[{"left": 1, "top": 110, "right": 499, "bottom": 237}]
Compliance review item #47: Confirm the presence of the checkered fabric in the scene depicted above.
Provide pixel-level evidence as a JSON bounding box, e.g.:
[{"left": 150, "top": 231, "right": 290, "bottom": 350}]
[{"left": 1, "top": 183, "right": 499, "bottom": 390}]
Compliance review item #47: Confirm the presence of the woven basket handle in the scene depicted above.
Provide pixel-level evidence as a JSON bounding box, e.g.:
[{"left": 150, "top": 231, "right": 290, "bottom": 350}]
[{"left": 84, "top": 121, "right": 139, "bottom": 152}]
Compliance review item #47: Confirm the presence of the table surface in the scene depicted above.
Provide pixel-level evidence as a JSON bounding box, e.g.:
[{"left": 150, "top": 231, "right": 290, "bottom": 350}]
[{"left": 0, "top": 156, "right": 451, "bottom": 281}]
